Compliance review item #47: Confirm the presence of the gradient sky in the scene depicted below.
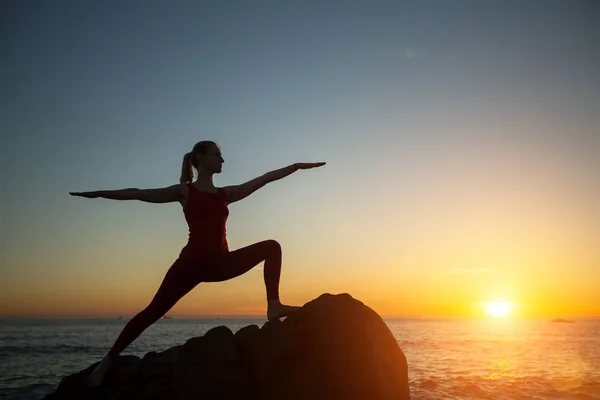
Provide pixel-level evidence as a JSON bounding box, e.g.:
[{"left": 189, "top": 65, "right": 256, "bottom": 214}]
[{"left": 2, "top": 0, "right": 599, "bottom": 318}]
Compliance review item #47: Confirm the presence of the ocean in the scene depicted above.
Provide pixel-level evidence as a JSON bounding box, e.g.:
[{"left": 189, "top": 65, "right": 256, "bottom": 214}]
[{"left": 0, "top": 317, "right": 598, "bottom": 400}]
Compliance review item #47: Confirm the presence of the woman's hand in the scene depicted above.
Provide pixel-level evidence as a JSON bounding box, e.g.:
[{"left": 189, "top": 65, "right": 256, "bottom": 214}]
[
  {"left": 70, "top": 191, "right": 100, "bottom": 198},
  {"left": 294, "top": 162, "right": 326, "bottom": 170}
]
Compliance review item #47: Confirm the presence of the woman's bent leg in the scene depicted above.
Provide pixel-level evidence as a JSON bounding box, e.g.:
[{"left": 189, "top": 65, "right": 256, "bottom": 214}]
[
  {"left": 203, "top": 240, "right": 300, "bottom": 320},
  {"left": 203, "top": 239, "right": 282, "bottom": 301}
]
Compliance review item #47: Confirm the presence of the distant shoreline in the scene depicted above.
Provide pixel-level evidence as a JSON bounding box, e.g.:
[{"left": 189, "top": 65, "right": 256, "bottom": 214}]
[{"left": 1, "top": 316, "right": 599, "bottom": 321}]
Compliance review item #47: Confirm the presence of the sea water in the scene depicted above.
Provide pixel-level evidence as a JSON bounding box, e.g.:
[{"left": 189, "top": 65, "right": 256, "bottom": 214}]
[{"left": 1, "top": 317, "right": 598, "bottom": 400}]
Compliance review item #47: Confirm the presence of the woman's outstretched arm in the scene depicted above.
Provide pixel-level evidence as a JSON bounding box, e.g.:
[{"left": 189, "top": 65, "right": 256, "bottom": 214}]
[
  {"left": 224, "top": 162, "right": 325, "bottom": 204},
  {"left": 70, "top": 184, "right": 185, "bottom": 204}
]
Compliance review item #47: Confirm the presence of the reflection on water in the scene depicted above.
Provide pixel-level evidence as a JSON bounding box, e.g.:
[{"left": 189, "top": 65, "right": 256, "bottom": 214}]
[
  {"left": 486, "top": 359, "right": 521, "bottom": 381},
  {"left": 387, "top": 317, "right": 600, "bottom": 399}
]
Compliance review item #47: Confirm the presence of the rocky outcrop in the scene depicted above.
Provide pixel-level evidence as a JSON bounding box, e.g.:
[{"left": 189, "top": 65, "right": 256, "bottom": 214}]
[{"left": 44, "top": 293, "right": 410, "bottom": 399}]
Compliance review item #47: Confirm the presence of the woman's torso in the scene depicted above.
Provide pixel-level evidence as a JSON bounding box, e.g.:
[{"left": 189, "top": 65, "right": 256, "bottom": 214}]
[{"left": 179, "top": 183, "right": 229, "bottom": 261}]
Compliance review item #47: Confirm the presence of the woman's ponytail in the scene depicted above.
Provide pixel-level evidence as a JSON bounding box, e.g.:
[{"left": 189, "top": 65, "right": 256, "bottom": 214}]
[
  {"left": 180, "top": 152, "right": 194, "bottom": 184},
  {"left": 179, "top": 141, "right": 217, "bottom": 184}
]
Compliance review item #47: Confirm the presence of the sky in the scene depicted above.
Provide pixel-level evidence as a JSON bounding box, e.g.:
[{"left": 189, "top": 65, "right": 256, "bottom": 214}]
[{"left": 1, "top": 0, "right": 599, "bottom": 319}]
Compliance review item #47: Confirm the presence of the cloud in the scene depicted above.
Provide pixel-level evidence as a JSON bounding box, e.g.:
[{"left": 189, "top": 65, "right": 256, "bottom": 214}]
[
  {"left": 448, "top": 268, "right": 494, "bottom": 274},
  {"left": 404, "top": 49, "right": 425, "bottom": 60},
  {"left": 405, "top": 50, "right": 418, "bottom": 60},
  {"left": 382, "top": 47, "right": 426, "bottom": 61}
]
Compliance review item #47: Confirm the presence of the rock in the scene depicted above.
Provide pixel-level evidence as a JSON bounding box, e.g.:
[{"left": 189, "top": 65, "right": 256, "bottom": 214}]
[{"left": 43, "top": 293, "right": 410, "bottom": 400}]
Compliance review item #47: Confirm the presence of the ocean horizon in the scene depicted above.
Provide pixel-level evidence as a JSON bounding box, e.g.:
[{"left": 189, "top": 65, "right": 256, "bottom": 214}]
[{"left": 1, "top": 316, "right": 599, "bottom": 400}]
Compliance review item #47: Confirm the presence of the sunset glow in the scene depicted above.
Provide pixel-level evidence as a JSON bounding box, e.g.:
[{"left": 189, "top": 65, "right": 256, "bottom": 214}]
[{"left": 487, "top": 302, "right": 512, "bottom": 317}]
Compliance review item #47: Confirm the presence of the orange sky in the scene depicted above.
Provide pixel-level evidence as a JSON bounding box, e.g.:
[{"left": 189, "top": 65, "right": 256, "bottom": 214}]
[{"left": 2, "top": 2, "right": 599, "bottom": 320}]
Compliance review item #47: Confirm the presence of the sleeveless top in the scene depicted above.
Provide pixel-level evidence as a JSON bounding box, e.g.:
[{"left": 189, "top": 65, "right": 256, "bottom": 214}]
[{"left": 179, "top": 183, "right": 229, "bottom": 262}]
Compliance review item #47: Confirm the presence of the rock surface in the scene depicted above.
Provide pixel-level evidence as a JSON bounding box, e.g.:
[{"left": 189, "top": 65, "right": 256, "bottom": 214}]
[{"left": 44, "top": 293, "right": 410, "bottom": 399}]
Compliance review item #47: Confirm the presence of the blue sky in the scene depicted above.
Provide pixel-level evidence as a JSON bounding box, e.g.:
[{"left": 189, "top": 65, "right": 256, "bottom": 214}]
[{"left": 1, "top": 1, "right": 599, "bottom": 317}]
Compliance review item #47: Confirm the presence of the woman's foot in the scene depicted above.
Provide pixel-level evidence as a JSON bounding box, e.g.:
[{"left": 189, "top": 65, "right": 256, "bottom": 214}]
[
  {"left": 86, "top": 355, "right": 114, "bottom": 387},
  {"left": 267, "top": 300, "right": 301, "bottom": 321}
]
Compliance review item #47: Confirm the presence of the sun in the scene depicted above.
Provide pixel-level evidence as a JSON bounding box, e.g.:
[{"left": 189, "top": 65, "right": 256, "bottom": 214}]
[{"left": 487, "top": 301, "right": 512, "bottom": 317}]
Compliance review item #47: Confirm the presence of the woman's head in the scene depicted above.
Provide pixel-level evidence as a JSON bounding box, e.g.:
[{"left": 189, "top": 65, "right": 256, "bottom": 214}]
[{"left": 179, "top": 141, "right": 224, "bottom": 184}]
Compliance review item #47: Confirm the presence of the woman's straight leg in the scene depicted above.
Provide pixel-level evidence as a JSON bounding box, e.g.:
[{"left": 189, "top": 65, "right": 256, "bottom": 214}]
[
  {"left": 88, "top": 257, "right": 201, "bottom": 386},
  {"left": 107, "top": 258, "right": 200, "bottom": 357}
]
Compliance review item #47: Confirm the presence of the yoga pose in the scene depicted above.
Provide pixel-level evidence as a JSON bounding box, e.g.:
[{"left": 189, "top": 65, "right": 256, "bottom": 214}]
[{"left": 70, "top": 140, "right": 325, "bottom": 386}]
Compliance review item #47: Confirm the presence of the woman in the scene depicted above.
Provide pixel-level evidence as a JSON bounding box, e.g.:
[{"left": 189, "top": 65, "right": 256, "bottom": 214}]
[{"left": 70, "top": 140, "right": 326, "bottom": 386}]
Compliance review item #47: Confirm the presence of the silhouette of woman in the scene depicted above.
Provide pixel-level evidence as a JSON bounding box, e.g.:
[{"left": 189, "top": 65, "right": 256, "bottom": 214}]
[{"left": 70, "top": 140, "right": 326, "bottom": 386}]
